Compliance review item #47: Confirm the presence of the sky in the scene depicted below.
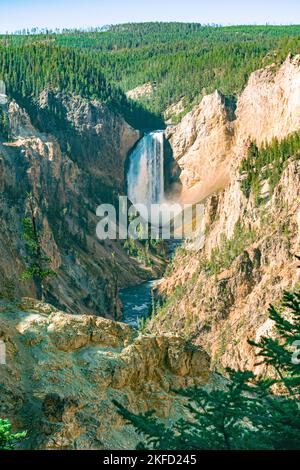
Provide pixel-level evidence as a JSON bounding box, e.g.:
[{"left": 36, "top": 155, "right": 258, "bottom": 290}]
[{"left": 0, "top": 0, "right": 299, "bottom": 33}]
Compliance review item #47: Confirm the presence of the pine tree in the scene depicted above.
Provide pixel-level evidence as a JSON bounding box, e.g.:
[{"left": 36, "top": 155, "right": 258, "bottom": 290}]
[
  {"left": 0, "top": 419, "right": 26, "bottom": 450},
  {"left": 110, "top": 252, "right": 119, "bottom": 319},
  {"left": 249, "top": 289, "right": 300, "bottom": 399},
  {"left": 114, "top": 285, "right": 300, "bottom": 450},
  {"left": 21, "top": 193, "right": 56, "bottom": 301},
  {"left": 0, "top": 107, "right": 9, "bottom": 140}
]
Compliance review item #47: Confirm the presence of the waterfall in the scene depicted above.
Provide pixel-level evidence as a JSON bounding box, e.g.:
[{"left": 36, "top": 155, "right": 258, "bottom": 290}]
[
  {"left": 0, "top": 80, "right": 7, "bottom": 105},
  {"left": 127, "top": 131, "right": 164, "bottom": 207}
]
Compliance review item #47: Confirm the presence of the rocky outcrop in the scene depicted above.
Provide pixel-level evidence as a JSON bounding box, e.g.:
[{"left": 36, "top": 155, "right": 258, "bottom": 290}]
[
  {"left": 0, "top": 299, "right": 211, "bottom": 449},
  {"left": 35, "top": 90, "right": 140, "bottom": 187},
  {"left": 165, "top": 91, "right": 235, "bottom": 202},
  {"left": 166, "top": 55, "right": 300, "bottom": 202},
  {"left": 236, "top": 55, "right": 300, "bottom": 147},
  {"left": 164, "top": 98, "right": 186, "bottom": 124},
  {"left": 0, "top": 91, "right": 163, "bottom": 317},
  {"left": 126, "top": 83, "right": 153, "bottom": 101}
]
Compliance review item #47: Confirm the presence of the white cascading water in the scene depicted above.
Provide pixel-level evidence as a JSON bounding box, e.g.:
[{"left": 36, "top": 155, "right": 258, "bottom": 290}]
[
  {"left": 127, "top": 131, "right": 164, "bottom": 207},
  {"left": 0, "top": 80, "right": 7, "bottom": 105}
]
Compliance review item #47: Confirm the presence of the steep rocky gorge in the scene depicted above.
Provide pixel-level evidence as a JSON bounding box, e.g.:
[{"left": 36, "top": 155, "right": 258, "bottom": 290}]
[
  {"left": 0, "top": 89, "right": 164, "bottom": 318},
  {"left": 150, "top": 54, "right": 300, "bottom": 372},
  {"left": 0, "top": 89, "right": 215, "bottom": 449},
  {"left": 1, "top": 52, "right": 300, "bottom": 450}
]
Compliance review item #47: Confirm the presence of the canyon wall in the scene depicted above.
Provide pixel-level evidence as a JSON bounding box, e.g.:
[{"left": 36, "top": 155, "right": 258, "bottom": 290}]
[
  {"left": 152, "top": 55, "right": 300, "bottom": 371},
  {"left": 165, "top": 90, "right": 235, "bottom": 203},
  {"left": 166, "top": 54, "right": 300, "bottom": 201},
  {"left": 0, "top": 90, "right": 162, "bottom": 318}
]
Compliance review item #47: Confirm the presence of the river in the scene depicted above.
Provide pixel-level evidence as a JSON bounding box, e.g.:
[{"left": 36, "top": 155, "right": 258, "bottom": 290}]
[
  {"left": 122, "top": 129, "right": 179, "bottom": 328},
  {"left": 119, "top": 279, "right": 159, "bottom": 328}
]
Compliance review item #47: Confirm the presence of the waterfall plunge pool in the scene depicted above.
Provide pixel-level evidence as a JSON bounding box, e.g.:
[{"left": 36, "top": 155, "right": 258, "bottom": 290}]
[
  {"left": 121, "top": 130, "right": 165, "bottom": 328},
  {"left": 121, "top": 130, "right": 181, "bottom": 329}
]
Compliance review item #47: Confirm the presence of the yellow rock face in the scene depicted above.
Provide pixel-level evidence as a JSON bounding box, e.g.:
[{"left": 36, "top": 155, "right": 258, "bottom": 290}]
[
  {"left": 0, "top": 298, "right": 211, "bottom": 449},
  {"left": 166, "top": 55, "right": 300, "bottom": 204},
  {"left": 152, "top": 55, "right": 300, "bottom": 373}
]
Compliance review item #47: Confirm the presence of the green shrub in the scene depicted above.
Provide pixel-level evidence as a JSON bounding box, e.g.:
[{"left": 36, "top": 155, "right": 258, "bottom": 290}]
[
  {"left": 0, "top": 419, "right": 27, "bottom": 450},
  {"left": 240, "top": 132, "right": 300, "bottom": 204},
  {"left": 202, "top": 224, "right": 257, "bottom": 276}
]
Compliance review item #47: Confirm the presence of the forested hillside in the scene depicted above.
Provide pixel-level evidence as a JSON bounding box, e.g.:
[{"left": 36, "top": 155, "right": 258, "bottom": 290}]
[
  {"left": 0, "top": 45, "right": 163, "bottom": 130},
  {"left": 1, "top": 23, "right": 300, "bottom": 121}
]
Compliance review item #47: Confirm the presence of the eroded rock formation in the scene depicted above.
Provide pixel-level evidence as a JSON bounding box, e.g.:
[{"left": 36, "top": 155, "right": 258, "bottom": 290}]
[
  {"left": 0, "top": 91, "right": 163, "bottom": 317},
  {"left": 151, "top": 55, "right": 300, "bottom": 371},
  {"left": 0, "top": 299, "right": 210, "bottom": 449},
  {"left": 166, "top": 55, "right": 300, "bottom": 202},
  {"left": 166, "top": 90, "right": 235, "bottom": 202}
]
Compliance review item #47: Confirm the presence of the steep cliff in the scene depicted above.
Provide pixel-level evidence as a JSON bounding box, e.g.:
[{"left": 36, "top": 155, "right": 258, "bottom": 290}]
[
  {"left": 165, "top": 90, "right": 235, "bottom": 203},
  {"left": 150, "top": 55, "right": 300, "bottom": 371},
  {"left": 0, "top": 90, "right": 163, "bottom": 318},
  {"left": 0, "top": 298, "right": 211, "bottom": 449},
  {"left": 235, "top": 54, "right": 300, "bottom": 147}
]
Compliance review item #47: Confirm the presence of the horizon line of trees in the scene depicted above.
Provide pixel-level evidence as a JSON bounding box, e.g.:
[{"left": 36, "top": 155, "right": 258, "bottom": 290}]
[{"left": 1, "top": 23, "right": 300, "bottom": 121}]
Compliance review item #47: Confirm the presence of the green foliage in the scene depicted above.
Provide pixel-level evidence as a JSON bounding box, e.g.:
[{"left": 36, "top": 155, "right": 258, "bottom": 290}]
[
  {"left": 21, "top": 195, "right": 56, "bottom": 300},
  {"left": 62, "top": 23, "right": 300, "bottom": 118},
  {"left": 124, "top": 214, "right": 167, "bottom": 266},
  {"left": 240, "top": 132, "right": 300, "bottom": 203},
  {"left": 0, "top": 419, "right": 26, "bottom": 450},
  {"left": 124, "top": 238, "right": 154, "bottom": 266},
  {"left": 249, "top": 290, "right": 300, "bottom": 399},
  {"left": 138, "top": 288, "right": 157, "bottom": 333},
  {"left": 21, "top": 217, "right": 55, "bottom": 282},
  {"left": 131, "top": 368, "right": 260, "bottom": 450},
  {"left": 0, "top": 44, "right": 163, "bottom": 130},
  {"left": 2, "top": 23, "right": 300, "bottom": 124},
  {"left": 0, "top": 278, "right": 17, "bottom": 301},
  {"left": 0, "top": 107, "right": 9, "bottom": 139},
  {"left": 115, "top": 286, "right": 300, "bottom": 450},
  {"left": 124, "top": 237, "right": 138, "bottom": 257},
  {"left": 201, "top": 224, "right": 257, "bottom": 276}
]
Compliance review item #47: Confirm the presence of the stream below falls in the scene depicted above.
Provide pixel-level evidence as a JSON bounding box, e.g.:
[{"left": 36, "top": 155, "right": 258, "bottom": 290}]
[
  {"left": 122, "top": 129, "right": 180, "bottom": 328},
  {"left": 120, "top": 240, "right": 181, "bottom": 328},
  {"left": 119, "top": 279, "right": 158, "bottom": 328}
]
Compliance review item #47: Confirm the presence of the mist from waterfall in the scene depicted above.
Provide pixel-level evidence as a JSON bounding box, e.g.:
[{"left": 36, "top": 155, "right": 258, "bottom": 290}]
[{"left": 127, "top": 131, "right": 164, "bottom": 208}]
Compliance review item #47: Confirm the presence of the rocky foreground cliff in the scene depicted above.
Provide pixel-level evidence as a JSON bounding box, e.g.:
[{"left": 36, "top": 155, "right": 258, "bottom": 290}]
[
  {"left": 0, "top": 299, "right": 210, "bottom": 449},
  {"left": 150, "top": 55, "right": 300, "bottom": 372}
]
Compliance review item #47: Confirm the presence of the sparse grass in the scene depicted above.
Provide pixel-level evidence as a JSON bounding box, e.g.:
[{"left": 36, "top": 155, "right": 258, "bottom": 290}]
[
  {"left": 201, "top": 225, "right": 257, "bottom": 277},
  {"left": 240, "top": 133, "right": 300, "bottom": 205}
]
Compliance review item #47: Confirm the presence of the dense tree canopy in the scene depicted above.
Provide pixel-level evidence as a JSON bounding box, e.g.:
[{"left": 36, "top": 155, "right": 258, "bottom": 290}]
[
  {"left": 240, "top": 131, "right": 300, "bottom": 203},
  {"left": 1, "top": 23, "right": 300, "bottom": 121}
]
